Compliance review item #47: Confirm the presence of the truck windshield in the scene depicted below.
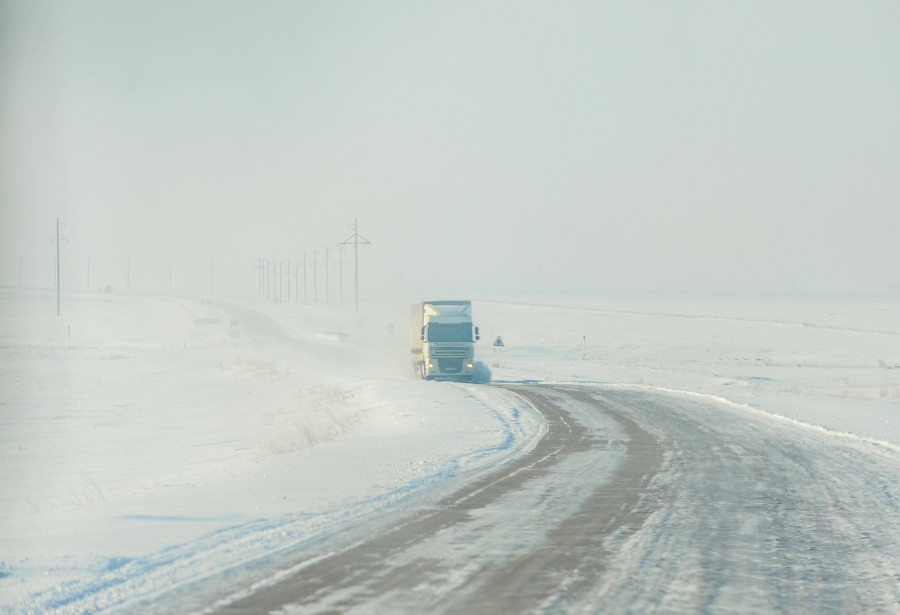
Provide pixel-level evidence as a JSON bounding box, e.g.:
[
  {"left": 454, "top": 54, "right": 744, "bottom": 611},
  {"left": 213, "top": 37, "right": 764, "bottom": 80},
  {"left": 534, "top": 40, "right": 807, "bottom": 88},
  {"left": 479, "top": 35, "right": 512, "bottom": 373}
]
[{"left": 427, "top": 323, "right": 473, "bottom": 342}]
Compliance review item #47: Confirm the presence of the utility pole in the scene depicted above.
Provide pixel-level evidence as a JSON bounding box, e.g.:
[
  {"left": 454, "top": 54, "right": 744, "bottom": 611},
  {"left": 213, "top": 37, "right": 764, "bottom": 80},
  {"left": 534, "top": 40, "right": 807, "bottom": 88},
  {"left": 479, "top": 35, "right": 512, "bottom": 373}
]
[
  {"left": 325, "top": 247, "right": 330, "bottom": 306},
  {"left": 338, "top": 244, "right": 344, "bottom": 308},
  {"left": 313, "top": 251, "right": 318, "bottom": 303},
  {"left": 258, "top": 257, "right": 264, "bottom": 295},
  {"left": 55, "top": 218, "right": 67, "bottom": 316},
  {"left": 340, "top": 219, "right": 370, "bottom": 311},
  {"left": 303, "top": 253, "right": 308, "bottom": 303},
  {"left": 57, "top": 219, "right": 61, "bottom": 313}
]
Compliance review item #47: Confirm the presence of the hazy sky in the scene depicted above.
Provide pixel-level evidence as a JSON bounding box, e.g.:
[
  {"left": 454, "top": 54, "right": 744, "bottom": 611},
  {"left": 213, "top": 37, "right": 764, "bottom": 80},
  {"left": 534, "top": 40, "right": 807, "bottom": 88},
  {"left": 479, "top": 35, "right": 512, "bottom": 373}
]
[{"left": 2, "top": 1, "right": 898, "bottom": 295}]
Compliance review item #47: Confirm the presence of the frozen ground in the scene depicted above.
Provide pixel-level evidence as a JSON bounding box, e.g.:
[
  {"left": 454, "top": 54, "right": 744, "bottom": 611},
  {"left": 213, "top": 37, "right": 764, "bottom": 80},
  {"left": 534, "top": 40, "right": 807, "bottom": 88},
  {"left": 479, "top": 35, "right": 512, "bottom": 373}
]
[
  {"left": 1, "top": 287, "right": 898, "bottom": 613},
  {"left": 477, "top": 291, "right": 900, "bottom": 443}
]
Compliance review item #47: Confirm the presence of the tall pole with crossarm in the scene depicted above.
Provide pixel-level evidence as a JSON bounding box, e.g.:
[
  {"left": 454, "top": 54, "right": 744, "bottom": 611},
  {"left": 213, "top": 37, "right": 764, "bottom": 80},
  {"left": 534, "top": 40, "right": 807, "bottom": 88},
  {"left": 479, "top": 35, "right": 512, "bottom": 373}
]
[{"left": 340, "top": 219, "right": 370, "bottom": 311}]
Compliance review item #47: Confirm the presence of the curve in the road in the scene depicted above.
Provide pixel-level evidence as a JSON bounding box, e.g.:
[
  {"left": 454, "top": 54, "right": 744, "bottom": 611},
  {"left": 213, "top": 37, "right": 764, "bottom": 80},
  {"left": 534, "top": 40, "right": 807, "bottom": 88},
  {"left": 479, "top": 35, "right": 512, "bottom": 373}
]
[
  {"left": 217, "top": 384, "right": 663, "bottom": 613},
  {"left": 209, "top": 384, "right": 900, "bottom": 613}
]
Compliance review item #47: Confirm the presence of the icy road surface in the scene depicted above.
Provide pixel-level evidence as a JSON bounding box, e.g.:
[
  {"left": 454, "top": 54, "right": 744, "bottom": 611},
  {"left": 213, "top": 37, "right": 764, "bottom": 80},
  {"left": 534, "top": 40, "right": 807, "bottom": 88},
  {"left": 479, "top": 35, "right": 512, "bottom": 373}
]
[{"left": 183, "top": 385, "right": 900, "bottom": 613}]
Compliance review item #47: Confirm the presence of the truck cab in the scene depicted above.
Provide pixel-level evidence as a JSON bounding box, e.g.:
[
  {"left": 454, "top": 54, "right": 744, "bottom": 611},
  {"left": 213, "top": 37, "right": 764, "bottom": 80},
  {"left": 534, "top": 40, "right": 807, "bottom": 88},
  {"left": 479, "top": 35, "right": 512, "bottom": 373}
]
[{"left": 411, "top": 301, "right": 480, "bottom": 382}]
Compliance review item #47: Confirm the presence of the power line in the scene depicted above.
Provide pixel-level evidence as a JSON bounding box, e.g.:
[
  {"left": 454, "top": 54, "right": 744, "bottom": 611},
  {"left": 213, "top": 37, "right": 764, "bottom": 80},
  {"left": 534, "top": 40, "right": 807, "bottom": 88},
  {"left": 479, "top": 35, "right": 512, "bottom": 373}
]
[{"left": 340, "top": 219, "right": 370, "bottom": 311}]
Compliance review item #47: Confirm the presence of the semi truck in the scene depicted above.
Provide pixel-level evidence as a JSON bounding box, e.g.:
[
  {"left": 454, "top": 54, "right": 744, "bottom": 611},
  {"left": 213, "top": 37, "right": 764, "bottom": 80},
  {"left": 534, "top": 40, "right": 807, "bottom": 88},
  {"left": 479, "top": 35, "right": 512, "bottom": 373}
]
[{"left": 410, "top": 300, "right": 480, "bottom": 381}]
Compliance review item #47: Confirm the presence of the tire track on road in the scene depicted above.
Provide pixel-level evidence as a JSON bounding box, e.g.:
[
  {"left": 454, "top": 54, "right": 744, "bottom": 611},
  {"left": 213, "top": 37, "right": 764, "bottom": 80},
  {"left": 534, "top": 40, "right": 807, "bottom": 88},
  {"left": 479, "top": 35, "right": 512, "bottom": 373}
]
[
  {"left": 215, "top": 385, "right": 665, "bottom": 614},
  {"left": 456, "top": 386, "right": 664, "bottom": 612}
]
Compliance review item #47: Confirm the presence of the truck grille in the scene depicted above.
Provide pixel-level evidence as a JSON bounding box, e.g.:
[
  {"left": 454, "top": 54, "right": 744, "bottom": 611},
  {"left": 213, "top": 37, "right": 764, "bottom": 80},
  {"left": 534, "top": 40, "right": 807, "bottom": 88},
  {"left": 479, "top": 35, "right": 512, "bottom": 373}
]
[{"left": 430, "top": 343, "right": 469, "bottom": 357}]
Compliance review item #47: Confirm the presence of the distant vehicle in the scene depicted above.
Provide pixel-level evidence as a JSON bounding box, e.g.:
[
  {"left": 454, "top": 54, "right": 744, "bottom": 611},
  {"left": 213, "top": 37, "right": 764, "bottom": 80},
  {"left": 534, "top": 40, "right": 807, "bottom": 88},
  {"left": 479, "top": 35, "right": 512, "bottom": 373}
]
[{"left": 410, "top": 300, "right": 480, "bottom": 382}]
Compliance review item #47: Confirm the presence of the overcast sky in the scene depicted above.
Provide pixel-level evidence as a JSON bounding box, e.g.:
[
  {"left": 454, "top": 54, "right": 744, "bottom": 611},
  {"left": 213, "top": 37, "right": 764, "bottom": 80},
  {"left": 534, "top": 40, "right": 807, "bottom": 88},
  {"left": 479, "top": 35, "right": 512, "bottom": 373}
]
[{"left": 2, "top": 1, "right": 898, "bottom": 296}]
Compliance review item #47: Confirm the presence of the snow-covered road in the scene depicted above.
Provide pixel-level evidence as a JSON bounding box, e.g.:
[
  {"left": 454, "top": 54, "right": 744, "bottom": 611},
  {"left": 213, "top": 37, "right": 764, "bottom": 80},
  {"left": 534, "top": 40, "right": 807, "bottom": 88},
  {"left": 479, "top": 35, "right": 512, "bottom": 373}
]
[
  {"left": 576, "top": 386, "right": 900, "bottom": 613},
  {"left": 193, "top": 384, "right": 900, "bottom": 614}
]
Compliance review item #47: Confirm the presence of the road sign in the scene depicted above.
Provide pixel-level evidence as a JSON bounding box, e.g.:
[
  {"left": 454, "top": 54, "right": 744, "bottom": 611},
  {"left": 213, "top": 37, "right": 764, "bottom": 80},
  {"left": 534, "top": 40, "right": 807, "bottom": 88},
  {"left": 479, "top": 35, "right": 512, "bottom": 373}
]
[{"left": 493, "top": 336, "right": 504, "bottom": 347}]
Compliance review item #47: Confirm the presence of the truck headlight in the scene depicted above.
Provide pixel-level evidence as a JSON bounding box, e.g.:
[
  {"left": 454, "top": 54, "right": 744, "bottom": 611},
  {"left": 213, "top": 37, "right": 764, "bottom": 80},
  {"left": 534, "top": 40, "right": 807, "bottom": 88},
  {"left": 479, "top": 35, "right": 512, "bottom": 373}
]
[
  {"left": 427, "top": 361, "right": 434, "bottom": 369},
  {"left": 465, "top": 361, "right": 474, "bottom": 369}
]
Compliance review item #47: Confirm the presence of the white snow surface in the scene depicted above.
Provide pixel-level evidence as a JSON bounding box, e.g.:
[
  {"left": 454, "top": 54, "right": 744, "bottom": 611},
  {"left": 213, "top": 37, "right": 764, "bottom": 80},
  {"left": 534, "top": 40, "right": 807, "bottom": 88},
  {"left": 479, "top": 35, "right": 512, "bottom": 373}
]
[{"left": 1, "top": 287, "right": 898, "bottom": 613}]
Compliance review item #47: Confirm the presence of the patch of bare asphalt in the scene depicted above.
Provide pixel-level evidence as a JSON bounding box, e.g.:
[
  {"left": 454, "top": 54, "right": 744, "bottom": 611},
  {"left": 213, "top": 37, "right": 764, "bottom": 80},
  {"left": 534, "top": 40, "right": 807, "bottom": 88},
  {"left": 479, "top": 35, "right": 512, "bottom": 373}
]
[{"left": 217, "top": 385, "right": 665, "bottom": 614}]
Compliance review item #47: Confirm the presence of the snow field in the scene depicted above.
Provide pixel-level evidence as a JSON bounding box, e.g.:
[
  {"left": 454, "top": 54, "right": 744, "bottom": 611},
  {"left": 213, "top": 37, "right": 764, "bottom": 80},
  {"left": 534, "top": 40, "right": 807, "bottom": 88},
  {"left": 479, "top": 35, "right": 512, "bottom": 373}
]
[
  {"left": 0, "top": 288, "right": 543, "bottom": 612},
  {"left": 1, "top": 286, "right": 897, "bottom": 612},
  {"left": 474, "top": 292, "right": 900, "bottom": 444}
]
